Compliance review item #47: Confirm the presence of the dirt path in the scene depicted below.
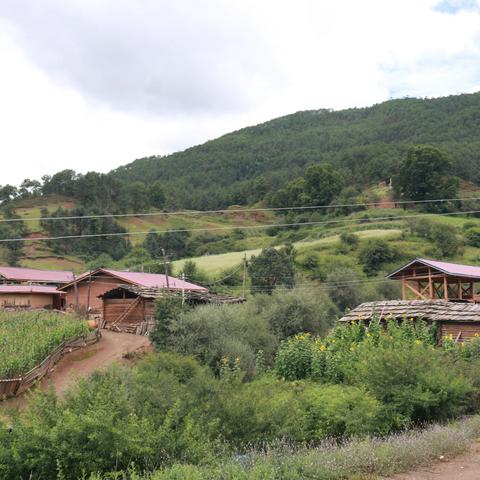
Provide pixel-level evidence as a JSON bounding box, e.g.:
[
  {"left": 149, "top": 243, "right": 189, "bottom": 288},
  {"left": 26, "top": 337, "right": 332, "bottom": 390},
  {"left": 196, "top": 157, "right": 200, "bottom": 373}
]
[
  {"left": 1, "top": 330, "right": 152, "bottom": 411},
  {"left": 389, "top": 443, "right": 480, "bottom": 480}
]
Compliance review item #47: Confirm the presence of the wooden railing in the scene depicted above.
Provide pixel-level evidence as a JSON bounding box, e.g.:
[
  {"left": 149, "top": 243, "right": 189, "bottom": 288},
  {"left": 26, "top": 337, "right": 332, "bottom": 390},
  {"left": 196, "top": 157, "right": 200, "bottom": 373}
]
[{"left": 0, "top": 330, "right": 101, "bottom": 399}]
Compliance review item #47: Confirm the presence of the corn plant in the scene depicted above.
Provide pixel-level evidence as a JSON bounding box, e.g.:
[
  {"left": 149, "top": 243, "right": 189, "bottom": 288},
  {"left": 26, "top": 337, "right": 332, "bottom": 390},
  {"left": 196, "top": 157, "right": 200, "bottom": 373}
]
[{"left": 0, "top": 311, "right": 88, "bottom": 378}]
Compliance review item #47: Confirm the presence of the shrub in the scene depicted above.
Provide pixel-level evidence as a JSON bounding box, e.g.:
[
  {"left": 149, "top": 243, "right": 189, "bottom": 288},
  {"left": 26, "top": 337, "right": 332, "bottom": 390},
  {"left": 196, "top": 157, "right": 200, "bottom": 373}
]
[
  {"left": 339, "top": 231, "right": 359, "bottom": 249},
  {"left": 165, "top": 304, "right": 277, "bottom": 374},
  {"left": 358, "top": 239, "right": 399, "bottom": 275},
  {"left": 217, "top": 377, "right": 382, "bottom": 445},
  {"left": 255, "top": 288, "right": 337, "bottom": 340},
  {"left": 465, "top": 227, "right": 480, "bottom": 247},
  {"left": 429, "top": 223, "right": 461, "bottom": 257},
  {"left": 151, "top": 295, "right": 186, "bottom": 349}
]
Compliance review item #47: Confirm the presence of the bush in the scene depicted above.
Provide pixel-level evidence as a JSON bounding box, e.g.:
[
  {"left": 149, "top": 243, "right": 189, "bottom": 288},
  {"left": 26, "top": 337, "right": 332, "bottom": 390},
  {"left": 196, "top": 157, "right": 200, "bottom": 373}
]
[
  {"left": 151, "top": 295, "right": 187, "bottom": 349},
  {"left": 429, "top": 223, "right": 461, "bottom": 257},
  {"left": 255, "top": 288, "right": 337, "bottom": 340},
  {"left": 358, "top": 239, "right": 399, "bottom": 275},
  {"left": 217, "top": 376, "right": 382, "bottom": 445},
  {"left": 339, "top": 231, "right": 359, "bottom": 249},
  {"left": 309, "top": 254, "right": 363, "bottom": 282},
  {"left": 165, "top": 304, "right": 277, "bottom": 374},
  {"left": 465, "top": 227, "right": 480, "bottom": 247}
]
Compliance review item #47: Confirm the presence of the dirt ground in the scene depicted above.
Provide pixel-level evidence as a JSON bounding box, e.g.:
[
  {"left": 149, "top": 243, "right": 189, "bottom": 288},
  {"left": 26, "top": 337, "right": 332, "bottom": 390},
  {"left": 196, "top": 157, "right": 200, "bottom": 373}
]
[
  {"left": 1, "top": 330, "right": 152, "bottom": 411},
  {"left": 388, "top": 443, "right": 480, "bottom": 480}
]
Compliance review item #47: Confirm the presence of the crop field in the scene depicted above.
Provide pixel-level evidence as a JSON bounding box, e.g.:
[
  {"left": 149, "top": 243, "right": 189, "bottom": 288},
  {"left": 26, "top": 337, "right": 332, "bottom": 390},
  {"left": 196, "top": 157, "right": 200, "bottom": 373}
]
[{"left": 0, "top": 311, "right": 88, "bottom": 378}]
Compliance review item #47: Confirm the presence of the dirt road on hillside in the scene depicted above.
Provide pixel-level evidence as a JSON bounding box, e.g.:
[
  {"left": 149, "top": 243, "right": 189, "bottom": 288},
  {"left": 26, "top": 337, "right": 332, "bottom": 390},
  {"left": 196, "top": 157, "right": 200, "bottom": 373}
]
[
  {"left": 389, "top": 443, "right": 480, "bottom": 480},
  {"left": 1, "top": 330, "right": 152, "bottom": 410}
]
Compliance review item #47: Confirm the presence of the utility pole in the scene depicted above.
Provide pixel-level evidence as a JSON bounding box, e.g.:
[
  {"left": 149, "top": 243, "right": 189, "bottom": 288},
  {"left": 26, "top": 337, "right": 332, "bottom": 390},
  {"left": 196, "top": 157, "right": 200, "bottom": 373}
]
[
  {"left": 181, "top": 272, "right": 185, "bottom": 306},
  {"left": 161, "top": 247, "right": 170, "bottom": 289},
  {"left": 242, "top": 254, "right": 247, "bottom": 299}
]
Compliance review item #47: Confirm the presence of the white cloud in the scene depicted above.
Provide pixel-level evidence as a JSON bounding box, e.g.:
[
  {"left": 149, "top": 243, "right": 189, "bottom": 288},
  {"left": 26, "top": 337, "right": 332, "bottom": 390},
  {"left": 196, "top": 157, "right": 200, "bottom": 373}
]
[{"left": 0, "top": 0, "right": 479, "bottom": 185}]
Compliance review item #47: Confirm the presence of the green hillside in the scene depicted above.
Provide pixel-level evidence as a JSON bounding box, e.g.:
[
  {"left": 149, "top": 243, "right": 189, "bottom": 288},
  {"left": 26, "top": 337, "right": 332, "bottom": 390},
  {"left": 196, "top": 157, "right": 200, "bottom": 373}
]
[
  {"left": 0, "top": 92, "right": 479, "bottom": 277},
  {"left": 112, "top": 92, "right": 480, "bottom": 209}
]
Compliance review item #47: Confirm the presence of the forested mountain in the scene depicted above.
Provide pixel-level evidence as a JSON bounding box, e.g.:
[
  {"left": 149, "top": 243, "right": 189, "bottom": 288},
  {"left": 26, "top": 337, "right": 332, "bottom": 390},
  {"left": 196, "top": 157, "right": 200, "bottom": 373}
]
[
  {"left": 0, "top": 92, "right": 479, "bottom": 268},
  {"left": 111, "top": 92, "right": 480, "bottom": 209}
]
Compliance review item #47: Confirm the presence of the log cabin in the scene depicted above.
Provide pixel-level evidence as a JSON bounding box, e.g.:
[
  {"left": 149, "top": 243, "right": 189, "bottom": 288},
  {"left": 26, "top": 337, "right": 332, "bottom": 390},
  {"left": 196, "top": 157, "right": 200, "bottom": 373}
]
[
  {"left": 338, "top": 300, "right": 480, "bottom": 343},
  {"left": 0, "top": 285, "right": 66, "bottom": 310},
  {"left": 99, "top": 284, "right": 245, "bottom": 334},
  {"left": 58, "top": 268, "right": 208, "bottom": 312}
]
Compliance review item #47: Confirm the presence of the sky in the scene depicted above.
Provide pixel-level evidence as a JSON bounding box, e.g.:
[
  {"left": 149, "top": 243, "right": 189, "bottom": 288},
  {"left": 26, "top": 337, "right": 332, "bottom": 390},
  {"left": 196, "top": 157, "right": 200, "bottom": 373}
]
[{"left": 0, "top": 0, "right": 479, "bottom": 185}]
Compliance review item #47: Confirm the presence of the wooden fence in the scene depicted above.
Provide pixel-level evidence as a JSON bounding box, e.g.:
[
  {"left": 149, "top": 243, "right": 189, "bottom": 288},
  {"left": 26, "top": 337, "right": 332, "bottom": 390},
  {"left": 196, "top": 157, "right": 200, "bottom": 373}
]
[{"left": 0, "top": 330, "right": 101, "bottom": 399}]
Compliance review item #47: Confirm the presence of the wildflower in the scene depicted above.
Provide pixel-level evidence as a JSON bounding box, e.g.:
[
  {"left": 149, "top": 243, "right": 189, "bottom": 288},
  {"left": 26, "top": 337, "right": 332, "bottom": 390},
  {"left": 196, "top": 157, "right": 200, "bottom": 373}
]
[{"left": 414, "top": 339, "right": 422, "bottom": 345}]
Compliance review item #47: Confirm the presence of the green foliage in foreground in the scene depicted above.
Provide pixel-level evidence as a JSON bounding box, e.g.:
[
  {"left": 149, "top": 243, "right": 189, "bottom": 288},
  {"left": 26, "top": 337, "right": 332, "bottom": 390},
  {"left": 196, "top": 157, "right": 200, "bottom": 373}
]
[
  {"left": 275, "top": 318, "right": 473, "bottom": 429},
  {"left": 0, "top": 311, "right": 88, "bottom": 378},
  {"left": 90, "top": 415, "right": 480, "bottom": 480},
  {"left": 153, "top": 288, "right": 337, "bottom": 374}
]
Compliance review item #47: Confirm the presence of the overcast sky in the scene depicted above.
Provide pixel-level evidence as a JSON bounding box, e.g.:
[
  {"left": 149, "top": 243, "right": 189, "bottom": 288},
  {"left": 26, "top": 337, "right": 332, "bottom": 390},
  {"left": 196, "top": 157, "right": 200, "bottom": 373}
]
[{"left": 0, "top": 0, "right": 479, "bottom": 185}]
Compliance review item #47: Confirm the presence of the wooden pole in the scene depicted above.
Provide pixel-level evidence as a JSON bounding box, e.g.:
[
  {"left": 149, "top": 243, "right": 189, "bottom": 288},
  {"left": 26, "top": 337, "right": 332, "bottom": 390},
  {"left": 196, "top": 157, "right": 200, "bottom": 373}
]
[
  {"left": 444, "top": 275, "right": 449, "bottom": 300},
  {"left": 458, "top": 279, "right": 462, "bottom": 300},
  {"left": 181, "top": 273, "right": 185, "bottom": 306},
  {"left": 402, "top": 275, "right": 406, "bottom": 300},
  {"left": 428, "top": 268, "right": 433, "bottom": 299},
  {"left": 86, "top": 270, "right": 92, "bottom": 315},
  {"left": 242, "top": 254, "right": 247, "bottom": 299},
  {"left": 161, "top": 248, "right": 170, "bottom": 289},
  {"left": 73, "top": 273, "right": 79, "bottom": 312}
]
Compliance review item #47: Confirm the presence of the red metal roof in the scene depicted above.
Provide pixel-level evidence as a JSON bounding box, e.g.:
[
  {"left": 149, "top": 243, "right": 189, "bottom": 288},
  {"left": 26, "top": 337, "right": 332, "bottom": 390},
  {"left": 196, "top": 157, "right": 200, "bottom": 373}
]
[
  {"left": 0, "top": 285, "right": 64, "bottom": 295},
  {"left": 387, "top": 258, "right": 480, "bottom": 280},
  {"left": 0, "top": 266, "right": 74, "bottom": 284},
  {"left": 60, "top": 268, "right": 208, "bottom": 292}
]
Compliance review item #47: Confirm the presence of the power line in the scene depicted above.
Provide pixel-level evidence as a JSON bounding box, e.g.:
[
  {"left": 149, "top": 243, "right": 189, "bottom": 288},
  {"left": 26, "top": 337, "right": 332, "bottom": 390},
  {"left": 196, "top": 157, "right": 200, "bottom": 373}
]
[
  {"left": 1, "top": 208, "right": 479, "bottom": 244},
  {"left": 1, "top": 196, "right": 479, "bottom": 224}
]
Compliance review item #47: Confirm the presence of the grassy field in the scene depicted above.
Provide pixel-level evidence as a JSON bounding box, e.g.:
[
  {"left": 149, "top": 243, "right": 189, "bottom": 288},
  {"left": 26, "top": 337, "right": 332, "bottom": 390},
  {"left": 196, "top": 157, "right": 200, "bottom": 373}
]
[{"left": 172, "top": 228, "right": 403, "bottom": 275}]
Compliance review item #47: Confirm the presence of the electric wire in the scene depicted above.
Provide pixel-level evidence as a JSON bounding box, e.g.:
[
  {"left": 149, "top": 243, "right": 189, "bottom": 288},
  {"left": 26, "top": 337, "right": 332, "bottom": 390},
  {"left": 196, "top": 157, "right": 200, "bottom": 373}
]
[
  {"left": 1, "top": 208, "right": 480, "bottom": 244},
  {"left": 1, "top": 195, "right": 479, "bottom": 224}
]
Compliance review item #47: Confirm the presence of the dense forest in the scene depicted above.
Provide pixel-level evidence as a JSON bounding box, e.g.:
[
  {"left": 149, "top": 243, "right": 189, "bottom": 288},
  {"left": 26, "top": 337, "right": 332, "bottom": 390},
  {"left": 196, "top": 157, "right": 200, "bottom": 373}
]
[{"left": 0, "top": 92, "right": 479, "bottom": 213}]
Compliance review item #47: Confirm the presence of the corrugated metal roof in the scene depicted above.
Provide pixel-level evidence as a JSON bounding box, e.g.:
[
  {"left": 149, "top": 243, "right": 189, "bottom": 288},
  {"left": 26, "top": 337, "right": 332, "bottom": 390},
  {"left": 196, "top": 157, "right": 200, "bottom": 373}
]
[
  {"left": 387, "top": 258, "right": 480, "bottom": 279},
  {"left": 0, "top": 266, "right": 74, "bottom": 284},
  {"left": 339, "top": 300, "right": 480, "bottom": 323},
  {"left": 0, "top": 285, "right": 64, "bottom": 295},
  {"left": 60, "top": 268, "right": 208, "bottom": 292}
]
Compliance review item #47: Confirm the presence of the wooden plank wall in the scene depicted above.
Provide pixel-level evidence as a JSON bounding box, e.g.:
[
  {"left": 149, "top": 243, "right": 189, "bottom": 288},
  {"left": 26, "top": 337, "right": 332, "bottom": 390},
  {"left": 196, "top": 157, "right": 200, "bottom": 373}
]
[{"left": 439, "top": 322, "right": 480, "bottom": 342}]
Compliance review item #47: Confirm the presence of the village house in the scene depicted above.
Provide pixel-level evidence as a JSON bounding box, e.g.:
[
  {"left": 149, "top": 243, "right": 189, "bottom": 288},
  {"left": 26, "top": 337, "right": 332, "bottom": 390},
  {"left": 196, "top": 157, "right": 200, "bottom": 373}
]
[
  {"left": 58, "top": 268, "right": 208, "bottom": 311},
  {"left": 340, "top": 258, "right": 480, "bottom": 343},
  {"left": 0, "top": 284, "right": 65, "bottom": 310},
  {"left": 0, "top": 266, "right": 74, "bottom": 287}
]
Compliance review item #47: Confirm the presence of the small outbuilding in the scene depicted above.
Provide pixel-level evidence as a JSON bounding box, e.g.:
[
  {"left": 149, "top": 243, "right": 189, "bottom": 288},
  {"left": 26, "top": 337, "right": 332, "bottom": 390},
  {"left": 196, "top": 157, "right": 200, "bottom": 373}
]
[
  {"left": 387, "top": 258, "right": 480, "bottom": 302},
  {"left": 99, "top": 285, "right": 245, "bottom": 335},
  {"left": 0, "top": 285, "right": 66, "bottom": 310},
  {"left": 339, "top": 300, "right": 480, "bottom": 343}
]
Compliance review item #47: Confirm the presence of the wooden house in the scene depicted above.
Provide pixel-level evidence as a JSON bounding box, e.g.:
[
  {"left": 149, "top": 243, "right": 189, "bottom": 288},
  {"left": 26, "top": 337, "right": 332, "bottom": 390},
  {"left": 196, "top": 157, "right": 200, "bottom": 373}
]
[
  {"left": 100, "top": 285, "right": 245, "bottom": 334},
  {"left": 387, "top": 258, "right": 480, "bottom": 302},
  {"left": 58, "top": 268, "right": 208, "bottom": 312},
  {"left": 339, "top": 300, "right": 480, "bottom": 343},
  {"left": 0, "top": 266, "right": 74, "bottom": 287},
  {"left": 0, "top": 285, "right": 66, "bottom": 310}
]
